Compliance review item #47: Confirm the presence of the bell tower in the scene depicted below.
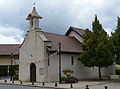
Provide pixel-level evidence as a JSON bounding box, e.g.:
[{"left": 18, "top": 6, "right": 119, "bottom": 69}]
[{"left": 26, "top": 7, "right": 42, "bottom": 29}]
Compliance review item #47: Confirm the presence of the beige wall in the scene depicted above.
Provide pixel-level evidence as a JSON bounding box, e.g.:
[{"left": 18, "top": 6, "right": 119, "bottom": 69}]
[{"left": 0, "top": 55, "right": 18, "bottom": 65}]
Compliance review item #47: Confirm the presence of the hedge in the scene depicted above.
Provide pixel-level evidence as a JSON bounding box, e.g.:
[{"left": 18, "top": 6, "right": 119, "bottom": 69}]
[
  {"left": 0, "top": 65, "right": 19, "bottom": 76},
  {"left": 115, "top": 67, "right": 120, "bottom": 75}
]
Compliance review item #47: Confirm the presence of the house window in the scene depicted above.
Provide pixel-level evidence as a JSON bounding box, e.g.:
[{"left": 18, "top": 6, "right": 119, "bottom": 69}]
[{"left": 71, "top": 56, "right": 74, "bottom": 65}]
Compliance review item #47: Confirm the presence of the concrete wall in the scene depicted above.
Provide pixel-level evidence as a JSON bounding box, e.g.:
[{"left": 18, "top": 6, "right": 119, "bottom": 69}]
[
  {"left": 19, "top": 29, "right": 46, "bottom": 82},
  {"left": 49, "top": 53, "right": 115, "bottom": 82},
  {"left": 68, "top": 30, "right": 83, "bottom": 42},
  {"left": 0, "top": 55, "right": 18, "bottom": 65}
]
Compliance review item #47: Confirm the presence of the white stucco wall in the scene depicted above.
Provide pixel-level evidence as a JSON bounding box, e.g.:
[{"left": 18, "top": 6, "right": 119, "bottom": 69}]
[
  {"left": 48, "top": 54, "right": 59, "bottom": 82},
  {"left": 19, "top": 29, "right": 46, "bottom": 82},
  {"left": 68, "top": 30, "right": 83, "bottom": 42},
  {"left": 49, "top": 53, "right": 115, "bottom": 82}
]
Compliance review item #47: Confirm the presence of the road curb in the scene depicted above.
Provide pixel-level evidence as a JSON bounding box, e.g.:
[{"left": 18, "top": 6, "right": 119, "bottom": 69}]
[{"left": 0, "top": 82, "right": 69, "bottom": 89}]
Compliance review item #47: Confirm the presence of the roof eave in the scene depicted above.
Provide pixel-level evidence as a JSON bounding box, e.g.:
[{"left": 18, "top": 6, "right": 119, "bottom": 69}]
[
  {"left": 0, "top": 54, "right": 19, "bottom": 56},
  {"left": 48, "top": 50, "right": 82, "bottom": 54}
]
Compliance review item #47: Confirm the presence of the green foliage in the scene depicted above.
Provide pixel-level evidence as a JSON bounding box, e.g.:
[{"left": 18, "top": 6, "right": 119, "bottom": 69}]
[
  {"left": 78, "top": 15, "right": 114, "bottom": 79},
  {"left": 61, "top": 76, "right": 78, "bottom": 83},
  {"left": 63, "top": 69, "right": 73, "bottom": 78},
  {"left": 61, "top": 77, "right": 67, "bottom": 81},
  {"left": 0, "top": 66, "right": 8, "bottom": 76},
  {"left": 13, "top": 74, "right": 18, "bottom": 80},
  {"left": 0, "top": 65, "right": 19, "bottom": 76},
  {"left": 62, "top": 69, "right": 77, "bottom": 83},
  {"left": 115, "top": 67, "right": 120, "bottom": 75},
  {"left": 63, "top": 69, "right": 73, "bottom": 74},
  {"left": 79, "top": 15, "right": 114, "bottom": 67},
  {"left": 9, "top": 65, "right": 19, "bottom": 76},
  {"left": 13, "top": 69, "right": 19, "bottom": 80},
  {"left": 111, "top": 17, "right": 120, "bottom": 64}
]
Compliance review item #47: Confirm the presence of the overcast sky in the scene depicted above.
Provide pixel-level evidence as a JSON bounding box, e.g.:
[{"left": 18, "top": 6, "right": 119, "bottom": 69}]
[{"left": 0, "top": 0, "right": 120, "bottom": 44}]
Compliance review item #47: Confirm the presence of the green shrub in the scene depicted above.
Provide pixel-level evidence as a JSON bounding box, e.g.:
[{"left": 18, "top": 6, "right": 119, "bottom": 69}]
[
  {"left": 115, "top": 67, "right": 120, "bottom": 75},
  {"left": 0, "top": 65, "right": 19, "bottom": 76},
  {"left": 0, "top": 66, "right": 8, "bottom": 76},
  {"left": 61, "top": 76, "right": 78, "bottom": 83},
  {"left": 63, "top": 69, "right": 73, "bottom": 74},
  {"left": 10, "top": 65, "right": 19, "bottom": 76},
  {"left": 13, "top": 74, "right": 18, "bottom": 80},
  {"left": 63, "top": 69, "right": 74, "bottom": 78},
  {"left": 61, "top": 77, "right": 67, "bottom": 81},
  {"left": 13, "top": 69, "right": 19, "bottom": 80},
  {"left": 66, "top": 76, "right": 78, "bottom": 83}
]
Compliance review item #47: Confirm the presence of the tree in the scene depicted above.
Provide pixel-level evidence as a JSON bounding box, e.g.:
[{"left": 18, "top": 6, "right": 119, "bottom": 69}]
[
  {"left": 79, "top": 15, "right": 114, "bottom": 79},
  {"left": 111, "top": 17, "right": 120, "bottom": 64}
]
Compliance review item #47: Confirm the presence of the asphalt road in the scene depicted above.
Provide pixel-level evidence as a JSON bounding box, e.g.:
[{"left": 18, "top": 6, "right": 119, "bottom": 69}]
[{"left": 0, "top": 84, "right": 54, "bottom": 89}]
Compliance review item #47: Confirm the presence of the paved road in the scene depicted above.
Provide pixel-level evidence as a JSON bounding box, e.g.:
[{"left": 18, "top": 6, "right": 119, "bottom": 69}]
[
  {"left": 0, "top": 81, "right": 120, "bottom": 89},
  {"left": 0, "top": 84, "right": 54, "bottom": 89}
]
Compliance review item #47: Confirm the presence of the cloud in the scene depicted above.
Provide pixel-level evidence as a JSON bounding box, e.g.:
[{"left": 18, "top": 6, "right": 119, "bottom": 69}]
[
  {"left": 0, "top": 0, "right": 120, "bottom": 43},
  {"left": 0, "top": 34, "right": 22, "bottom": 44},
  {"left": 37, "top": 0, "right": 120, "bottom": 34},
  {"left": 0, "top": 25, "right": 24, "bottom": 44}
]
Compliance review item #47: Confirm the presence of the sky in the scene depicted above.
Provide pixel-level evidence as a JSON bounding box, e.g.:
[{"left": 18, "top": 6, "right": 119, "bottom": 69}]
[{"left": 0, "top": 0, "right": 120, "bottom": 44}]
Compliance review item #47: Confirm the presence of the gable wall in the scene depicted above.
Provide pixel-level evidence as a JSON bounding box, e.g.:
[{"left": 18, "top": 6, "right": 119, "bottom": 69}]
[
  {"left": 68, "top": 31, "right": 83, "bottom": 42},
  {"left": 19, "top": 29, "right": 46, "bottom": 82}
]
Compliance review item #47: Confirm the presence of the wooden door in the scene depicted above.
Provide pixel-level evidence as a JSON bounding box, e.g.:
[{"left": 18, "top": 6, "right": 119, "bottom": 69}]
[{"left": 30, "top": 63, "right": 36, "bottom": 82}]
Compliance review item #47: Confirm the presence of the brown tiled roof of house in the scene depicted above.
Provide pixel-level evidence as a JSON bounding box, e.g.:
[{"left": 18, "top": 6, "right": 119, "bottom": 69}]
[
  {"left": 65, "top": 26, "right": 85, "bottom": 37},
  {"left": 43, "top": 32, "right": 83, "bottom": 53},
  {"left": 0, "top": 44, "right": 20, "bottom": 55}
]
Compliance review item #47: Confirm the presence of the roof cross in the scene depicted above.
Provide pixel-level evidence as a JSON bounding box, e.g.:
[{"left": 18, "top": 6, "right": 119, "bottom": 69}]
[{"left": 33, "top": 0, "right": 37, "bottom": 6}]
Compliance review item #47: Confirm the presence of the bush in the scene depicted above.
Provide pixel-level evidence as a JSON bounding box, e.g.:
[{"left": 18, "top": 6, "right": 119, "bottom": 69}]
[
  {"left": 61, "top": 76, "right": 78, "bottom": 83},
  {"left": 66, "top": 76, "right": 78, "bottom": 83},
  {"left": 63, "top": 69, "right": 73, "bottom": 74},
  {"left": 61, "top": 77, "right": 67, "bottom": 81},
  {"left": 13, "top": 74, "right": 18, "bottom": 80},
  {"left": 0, "top": 66, "right": 8, "bottom": 76},
  {"left": 115, "top": 67, "right": 120, "bottom": 75},
  {"left": 63, "top": 69, "right": 74, "bottom": 78},
  {"left": 0, "top": 65, "right": 19, "bottom": 76},
  {"left": 13, "top": 69, "right": 19, "bottom": 80}
]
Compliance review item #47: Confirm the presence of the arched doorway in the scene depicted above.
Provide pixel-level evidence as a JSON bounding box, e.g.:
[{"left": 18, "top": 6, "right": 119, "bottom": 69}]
[{"left": 30, "top": 63, "right": 36, "bottom": 82}]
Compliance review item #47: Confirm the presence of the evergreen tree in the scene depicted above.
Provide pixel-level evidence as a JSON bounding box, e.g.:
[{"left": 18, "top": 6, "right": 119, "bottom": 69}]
[
  {"left": 79, "top": 15, "right": 114, "bottom": 79},
  {"left": 112, "top": 17, "right": 120, "bottom": 64}
]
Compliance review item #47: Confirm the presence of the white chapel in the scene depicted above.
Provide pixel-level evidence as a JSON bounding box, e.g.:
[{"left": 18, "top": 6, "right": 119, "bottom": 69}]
[{"left": 19, "top": 7, "right": 115, "bottom": 82}]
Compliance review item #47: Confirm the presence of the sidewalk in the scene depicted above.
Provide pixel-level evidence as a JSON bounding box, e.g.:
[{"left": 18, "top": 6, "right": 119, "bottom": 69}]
[
  {"left": 0, "top": 80, "right": 107, "bottom": 89},
  {"left": 0, "top": 80, "right": 120, "bottom": 89}
]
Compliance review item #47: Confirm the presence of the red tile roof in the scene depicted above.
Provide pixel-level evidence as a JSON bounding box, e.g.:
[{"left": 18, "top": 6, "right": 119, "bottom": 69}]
[
  {"left": 0, "top": 44, "right": 20, "bottom": 55},
  {"left": 43, "top": 32, "right": 83, "bottom": 53}
]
